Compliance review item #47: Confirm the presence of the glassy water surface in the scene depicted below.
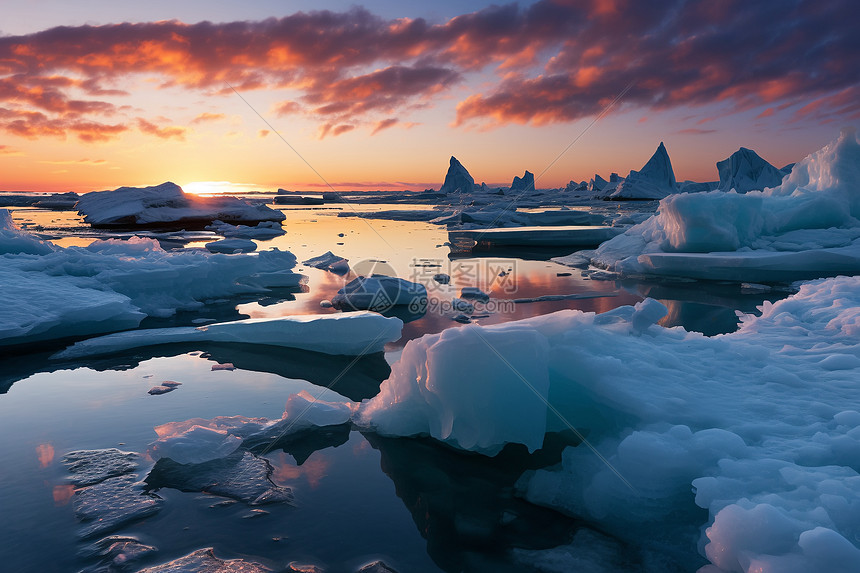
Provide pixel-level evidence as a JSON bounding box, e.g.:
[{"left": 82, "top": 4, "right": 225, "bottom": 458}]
[{"left": 0, "top": 201, "right": 785, "bottom": 571}]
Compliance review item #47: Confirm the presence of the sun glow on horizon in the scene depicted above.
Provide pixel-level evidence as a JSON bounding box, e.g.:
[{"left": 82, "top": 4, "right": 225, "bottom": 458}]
[{"left": 181, "top": 181, "right": 272, "bottom": 196}]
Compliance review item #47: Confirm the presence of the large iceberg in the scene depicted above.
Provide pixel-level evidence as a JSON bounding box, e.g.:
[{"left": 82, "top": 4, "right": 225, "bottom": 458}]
[
  {"left": 75, "top": 182, "right": 284, "bottom": 228},
  {"left": 586, "top": 129, "right": 860, "bottom": 282},
  {"left": 717, "top": 147, "right": 786, "bottom": 193},
  {"left": 510, "top": 170, "right": 535, "bottom": 192},
  {"left": 596, "top": 142, "right": 677, "bottom": 200},
  {"left": 439, "top": 156, "right": 478, "bottom": 194},
  {"left": 357, "top": 275, "right": 860, "bottom": 571}
]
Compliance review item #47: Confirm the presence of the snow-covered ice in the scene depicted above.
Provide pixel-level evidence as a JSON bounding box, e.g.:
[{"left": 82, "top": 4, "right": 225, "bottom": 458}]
[
  {"left": 586, "top": 129, "right": 860, "bottom": 282},
  {"left": 0, "top": 217, "right": 305, "bottom": 346},
  {"left": 53, "top": 312, "right": 403, "bottom": 359},
  {"left": 75, "top": 182, "right": 284, "bottom": 228},
  {"left": 358, "top": 274, "right": 860, "bottom": 571},
  {"left": 331, "top": 276, "right": 427, "bottom": 311}
]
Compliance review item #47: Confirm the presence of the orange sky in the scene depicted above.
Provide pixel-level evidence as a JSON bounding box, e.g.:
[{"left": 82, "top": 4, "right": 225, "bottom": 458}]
[{"left": 0, "top": 1, "right": 855, "bottom": 193}]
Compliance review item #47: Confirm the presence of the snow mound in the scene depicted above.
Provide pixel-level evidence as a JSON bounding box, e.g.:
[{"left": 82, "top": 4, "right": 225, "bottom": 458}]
[
  {"left": 52, "top": 312, "right": 403, "bottom": 359},
  {"left": 440, "top": 156, "right": 478, "bottom": 194},
  {"left": 75, "top": 182, "right": 284, "bottom": 228},
  {"left": 598, "top": 142, "right": 677, "bottom": 200},
  {"left": 358, "top": 275, "right": 860, "bottom": 571},
  {"left": 588, "top": 129, "right": 860, "bottom": 282},
  {"left": 717, "top": 147, "right": 786, "bottom": 193},
  {"left": 331, "top": 276, "right": 427, "bottom": 311}
]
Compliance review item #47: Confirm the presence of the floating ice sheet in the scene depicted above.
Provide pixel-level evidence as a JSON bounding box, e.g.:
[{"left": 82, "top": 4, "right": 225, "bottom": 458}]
[{"left": 53, "top": 312, "right": 403, "bottom": 359}]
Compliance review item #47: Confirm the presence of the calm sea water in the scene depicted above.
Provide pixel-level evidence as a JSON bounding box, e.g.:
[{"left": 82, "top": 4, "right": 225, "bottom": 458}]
[{"left": 0, "top": 202, "right": 781, "bottom": 571}]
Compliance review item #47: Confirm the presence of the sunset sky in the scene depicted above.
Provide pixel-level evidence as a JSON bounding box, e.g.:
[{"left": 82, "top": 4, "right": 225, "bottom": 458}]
[{"left": 1, "top": 0, "right": 856, "bottom": 193}]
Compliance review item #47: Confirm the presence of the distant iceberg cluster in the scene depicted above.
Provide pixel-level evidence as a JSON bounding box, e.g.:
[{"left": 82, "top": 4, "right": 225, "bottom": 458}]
[{"left": 583, "top": 129, "right": 860, "bottom": 282}]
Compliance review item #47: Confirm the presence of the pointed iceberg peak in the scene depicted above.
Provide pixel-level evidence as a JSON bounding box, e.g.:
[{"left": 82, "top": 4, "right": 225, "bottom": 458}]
[
  {"left": 716, "top": 147, "right": 784, "bottom": 193},
  {"left": 597, "top": 142, "right": 677, "bottom": 200},
  {"left": 639, "top": 142, "right": 677, "bottom": 188},
  {"left": 440, "top": 156, "right": 477, "bottom": 194},
  {"left": 510, "top": 170, "right": 535, "bottom": 192}
]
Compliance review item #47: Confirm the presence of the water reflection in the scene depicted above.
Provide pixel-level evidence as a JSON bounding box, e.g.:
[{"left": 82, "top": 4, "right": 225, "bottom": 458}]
[
  {"left": 364, "top": 432, "right": 588, "bottom": 572},
  {"left": 2, "top": 343, "right": 390, "bottom": 401}
]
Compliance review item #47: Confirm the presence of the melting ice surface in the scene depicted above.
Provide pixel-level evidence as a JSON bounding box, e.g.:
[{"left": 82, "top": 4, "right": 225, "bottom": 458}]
[{"left": 2, "top": 130, "right": 860, "bottom": 572}]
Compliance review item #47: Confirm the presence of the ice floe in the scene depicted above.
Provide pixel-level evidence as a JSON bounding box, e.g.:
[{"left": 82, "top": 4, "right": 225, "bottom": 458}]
[
  {"left": 144, "top": 451, "right": 293, "bottom": 506},
  {"left": 331, "top": 276, "right": 427, "bottom": 311},
  {"left": 0, "top": 219, "right": 304, "bottom": 346},
  {"left": 64, "top": 448, "right": 140, "bottom": 486},
  {"left": 302, "top": 251, "right": 349, "bottom": 273},
  {"left": 358, "top": 274, "right": 860, "bottom": 571},
  {"left": 148, "top": 391, "right": 351, "bottom": 464},
  {"left": 53, "top": 312, "right": 403, "bottom": 359},
  {"left": 206, "top": 219, "right": 285, "bottom": 240},
  {"left": 204, "top": 238, "right": 257, "bottom": 253},
  {"left": 74, "top": 475, "right": 163, "bottom": 539},
  {"left": 75, "top": 182, "right": 284, "bottom": 228}
]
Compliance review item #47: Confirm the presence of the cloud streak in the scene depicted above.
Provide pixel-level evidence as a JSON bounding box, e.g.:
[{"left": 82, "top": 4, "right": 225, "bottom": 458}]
[{"left": 0, "top": 0, "right": 855, "bottom": 141}]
